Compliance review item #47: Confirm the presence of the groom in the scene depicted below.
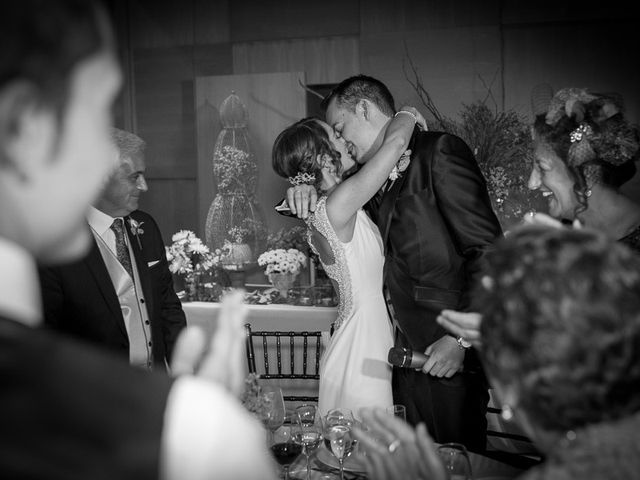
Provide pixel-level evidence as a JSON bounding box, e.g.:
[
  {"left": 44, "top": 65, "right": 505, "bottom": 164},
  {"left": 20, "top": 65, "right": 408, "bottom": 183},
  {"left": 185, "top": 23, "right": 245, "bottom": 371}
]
[{"left": 284, "top": 75, "right": 502, "bottom": 451}]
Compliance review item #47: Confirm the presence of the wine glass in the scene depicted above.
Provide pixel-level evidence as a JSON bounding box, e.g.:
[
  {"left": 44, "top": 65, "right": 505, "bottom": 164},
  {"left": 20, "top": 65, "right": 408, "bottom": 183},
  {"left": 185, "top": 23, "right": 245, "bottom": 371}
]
[
  {"left": 295, "top": 405, "right": 322, "bottom": 480},
  {"left": 437, "top": 442, "right": 473, "bottom": 480},
  {"left": 270, "top": 425, "right": 303, "bottom": 480},
  {"left": 322, "top": 411, "right": 354, "bottom": 480},
  {"left": 258, "top": 386, "right": 286, "bottom": 443}
]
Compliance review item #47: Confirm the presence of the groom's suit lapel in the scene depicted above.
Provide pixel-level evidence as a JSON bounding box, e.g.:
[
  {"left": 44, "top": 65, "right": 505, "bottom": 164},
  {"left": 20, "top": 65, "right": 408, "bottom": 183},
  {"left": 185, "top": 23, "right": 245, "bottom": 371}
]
[
  {"left": 378, "top": 170, "right": 408, "bottom": 247},
  {"left": 377, "top": 128, "right": 419, "bottom": 247}
]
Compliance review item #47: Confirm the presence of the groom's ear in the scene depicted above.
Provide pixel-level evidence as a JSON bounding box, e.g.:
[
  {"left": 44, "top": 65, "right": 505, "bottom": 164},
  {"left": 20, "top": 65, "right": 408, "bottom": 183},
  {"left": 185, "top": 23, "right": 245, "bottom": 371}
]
[{"left": 356, "top": 99, "right": 369, "bottom": 121}]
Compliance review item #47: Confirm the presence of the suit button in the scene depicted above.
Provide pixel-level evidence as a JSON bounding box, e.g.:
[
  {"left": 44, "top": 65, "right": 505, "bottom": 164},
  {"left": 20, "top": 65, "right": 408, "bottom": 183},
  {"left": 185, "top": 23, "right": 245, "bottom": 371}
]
[
  {"left": 140, "top": 298, "right": 145, "bottom": 303},
  {"left": 145, "top": 320, "right": 150, "bottom": 325},
  {"left": 148, "top": 341, "right": 152, "bottom": 346}
]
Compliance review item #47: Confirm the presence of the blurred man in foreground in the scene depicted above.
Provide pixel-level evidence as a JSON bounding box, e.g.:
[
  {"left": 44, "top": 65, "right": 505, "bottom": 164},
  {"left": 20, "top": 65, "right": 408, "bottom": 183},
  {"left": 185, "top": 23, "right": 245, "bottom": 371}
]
[{"left": 0, "top": 1, "right": 273, "bottom": 478}]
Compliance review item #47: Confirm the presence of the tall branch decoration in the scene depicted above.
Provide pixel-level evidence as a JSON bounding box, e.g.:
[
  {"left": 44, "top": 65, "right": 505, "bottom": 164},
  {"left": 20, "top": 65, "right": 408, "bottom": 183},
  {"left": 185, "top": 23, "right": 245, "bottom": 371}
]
[{"left": 403, "top": 45, "right": 545, "bottom": 230}]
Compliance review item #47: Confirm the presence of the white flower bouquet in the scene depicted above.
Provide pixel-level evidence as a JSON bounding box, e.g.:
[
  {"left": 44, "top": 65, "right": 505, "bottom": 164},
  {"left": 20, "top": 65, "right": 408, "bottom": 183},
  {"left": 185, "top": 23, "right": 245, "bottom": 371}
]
[
  {"left": 257, "top": 248, "right": 307, "bottom": 276},
  {"left": 165, "top": 230, "right": 222, "bottom": 275}
]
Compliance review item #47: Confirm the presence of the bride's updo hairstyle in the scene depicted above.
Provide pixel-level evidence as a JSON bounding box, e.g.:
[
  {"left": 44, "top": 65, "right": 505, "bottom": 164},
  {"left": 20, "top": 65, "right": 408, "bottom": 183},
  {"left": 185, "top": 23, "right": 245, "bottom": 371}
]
[{"left": 272, "top": 117, "right": 344, "bottom": 192}]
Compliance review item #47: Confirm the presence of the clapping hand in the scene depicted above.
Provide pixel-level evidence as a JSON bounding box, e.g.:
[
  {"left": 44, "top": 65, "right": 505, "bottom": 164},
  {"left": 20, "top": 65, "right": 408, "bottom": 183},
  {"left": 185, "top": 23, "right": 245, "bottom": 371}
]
[
  {"left": 353, "top": 408, "right": 446, "bottom": 480},
  {"left": 437, "top": 310, "right": 482, "bottom": 349},
  {"left": 522, "top": 211, "right": 583, "bottom": 229},
  {"left": 170, "top": 289, "right": 247, "bottom": 397}
]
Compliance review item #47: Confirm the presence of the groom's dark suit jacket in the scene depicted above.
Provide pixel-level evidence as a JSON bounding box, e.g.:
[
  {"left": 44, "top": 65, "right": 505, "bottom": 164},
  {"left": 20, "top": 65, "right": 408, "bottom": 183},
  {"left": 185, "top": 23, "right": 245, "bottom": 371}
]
[
  {"left": 366, "top": 128, "right": 502, "bottom": 449},
  {"left": 366, "top": 128, "right": 502, "bottom": 353},
  {"left": 38, "top": 210, "right": 186, "bottom": 367},
  {"left": 0, "top": 313, "right": 172, "bottom": 478}
]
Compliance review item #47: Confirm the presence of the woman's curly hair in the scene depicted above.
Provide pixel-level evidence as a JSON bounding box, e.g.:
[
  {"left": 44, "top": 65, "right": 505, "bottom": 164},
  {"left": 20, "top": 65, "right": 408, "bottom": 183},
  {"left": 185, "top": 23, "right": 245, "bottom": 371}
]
[
  {"left": 533, "top": 89, "right": 640, "bottom": 218},
  {"left": 272, "top": 117, "right": 344, "bottom": 192},
  {"left": 478, "top": 225, "right": 640, "bottom": 433}
]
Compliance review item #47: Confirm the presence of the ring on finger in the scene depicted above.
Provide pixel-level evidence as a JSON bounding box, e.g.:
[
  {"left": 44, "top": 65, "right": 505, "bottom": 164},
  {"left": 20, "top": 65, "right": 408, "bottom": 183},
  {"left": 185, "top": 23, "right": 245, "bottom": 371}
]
[{"left": 388, "top": 439, "right": 402, "bottom": 453}]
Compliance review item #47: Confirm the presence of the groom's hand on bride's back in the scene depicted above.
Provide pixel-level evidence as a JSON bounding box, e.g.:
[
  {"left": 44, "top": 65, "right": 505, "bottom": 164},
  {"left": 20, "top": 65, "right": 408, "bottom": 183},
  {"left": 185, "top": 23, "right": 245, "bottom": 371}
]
[{"left": 285, "top": 184, "right": 318, "bottom": 220}]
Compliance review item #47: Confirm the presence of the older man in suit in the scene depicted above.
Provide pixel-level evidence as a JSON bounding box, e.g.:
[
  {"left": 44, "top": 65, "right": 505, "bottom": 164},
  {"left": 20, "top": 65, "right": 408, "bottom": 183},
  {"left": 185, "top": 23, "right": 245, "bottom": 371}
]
[{"left": 39, "top": 128, "right": 186, "bottom": 370}]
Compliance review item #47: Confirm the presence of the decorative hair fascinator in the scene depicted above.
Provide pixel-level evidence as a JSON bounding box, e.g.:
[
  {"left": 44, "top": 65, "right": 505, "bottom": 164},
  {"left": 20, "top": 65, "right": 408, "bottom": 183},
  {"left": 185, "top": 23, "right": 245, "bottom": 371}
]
[
  {"left": 532, "top": 85, "right": 640, "bottom": 178},
  {"left": 288, "top": 172, "right": 316, "bottom": 186}
]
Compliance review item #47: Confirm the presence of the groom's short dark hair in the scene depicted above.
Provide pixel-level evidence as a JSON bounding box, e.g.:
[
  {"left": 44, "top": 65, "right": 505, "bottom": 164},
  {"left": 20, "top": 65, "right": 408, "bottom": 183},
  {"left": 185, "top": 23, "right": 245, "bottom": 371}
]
[{"left": 322, "top": 75, "right": 396, "bottom": 117}]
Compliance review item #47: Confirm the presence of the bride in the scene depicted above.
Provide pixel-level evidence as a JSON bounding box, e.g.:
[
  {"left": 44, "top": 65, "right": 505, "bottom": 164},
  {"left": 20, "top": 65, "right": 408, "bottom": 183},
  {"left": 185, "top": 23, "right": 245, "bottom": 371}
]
[{"left": 271, "top": 107, "right": 425, "bottom": 417}]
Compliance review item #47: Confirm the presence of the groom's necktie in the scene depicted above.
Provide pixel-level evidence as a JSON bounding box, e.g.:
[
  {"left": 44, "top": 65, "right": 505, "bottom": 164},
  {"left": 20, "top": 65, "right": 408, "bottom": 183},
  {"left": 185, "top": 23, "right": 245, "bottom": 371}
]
[{"left": 110, "top": 218, "right": 134, "bottom": 278}]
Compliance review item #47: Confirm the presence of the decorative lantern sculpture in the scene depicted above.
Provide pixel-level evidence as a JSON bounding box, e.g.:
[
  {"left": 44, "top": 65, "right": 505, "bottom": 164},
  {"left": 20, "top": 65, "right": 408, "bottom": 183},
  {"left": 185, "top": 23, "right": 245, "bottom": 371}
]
[{"left": 205, "top": 92, "right": 266, "bottom": 267}]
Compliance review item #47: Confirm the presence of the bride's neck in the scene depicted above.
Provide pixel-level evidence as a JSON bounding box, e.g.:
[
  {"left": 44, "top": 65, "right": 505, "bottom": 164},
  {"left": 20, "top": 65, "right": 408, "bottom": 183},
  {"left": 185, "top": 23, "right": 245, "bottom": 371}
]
[{"left": 320, "top": 170, "right": 340, "bottom": 195}]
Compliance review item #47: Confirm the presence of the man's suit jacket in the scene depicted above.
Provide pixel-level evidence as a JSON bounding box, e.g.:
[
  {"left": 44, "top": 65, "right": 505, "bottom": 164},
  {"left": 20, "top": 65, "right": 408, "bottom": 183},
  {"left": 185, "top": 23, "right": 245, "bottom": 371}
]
[
  {"left": 38, "top": 210, "right": 186, "bottom": 367},
  {"left": 366, "top": 129, "right": 502, "bottom": 353},
  {"left": 0, "top": 313, "right": 172, "bottom": 479}
]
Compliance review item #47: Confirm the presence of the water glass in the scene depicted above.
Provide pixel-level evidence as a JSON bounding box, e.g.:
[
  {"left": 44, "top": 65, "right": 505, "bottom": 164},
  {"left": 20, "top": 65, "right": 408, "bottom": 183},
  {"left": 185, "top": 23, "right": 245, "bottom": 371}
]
[{"left": 437, "top": 443, "right": 473, "bottom": 480}]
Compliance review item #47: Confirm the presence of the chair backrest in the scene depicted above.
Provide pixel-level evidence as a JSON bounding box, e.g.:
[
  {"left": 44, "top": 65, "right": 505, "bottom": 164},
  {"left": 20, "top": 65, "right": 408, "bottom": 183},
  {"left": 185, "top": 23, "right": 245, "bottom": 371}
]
[
  {"left": 244, "top": 323, "right": 322, "bottom": 403},
  {"left": 484, "top": 391, "right": 543, "bottom": 470}
]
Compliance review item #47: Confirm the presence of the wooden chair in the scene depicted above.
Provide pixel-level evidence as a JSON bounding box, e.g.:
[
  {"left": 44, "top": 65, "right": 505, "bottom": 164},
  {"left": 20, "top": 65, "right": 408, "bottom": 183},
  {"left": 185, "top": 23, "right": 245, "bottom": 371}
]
[
  {"left": 244, "top": 323, "right": 323, "bottom": 403},
  {"left": 484, "top": 392, "right": 543, "bottom": 470}
]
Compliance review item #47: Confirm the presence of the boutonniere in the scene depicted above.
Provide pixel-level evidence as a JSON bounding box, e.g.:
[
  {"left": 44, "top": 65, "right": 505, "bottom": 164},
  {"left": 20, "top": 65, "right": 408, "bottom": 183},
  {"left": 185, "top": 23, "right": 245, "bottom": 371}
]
[
  {"left": 388, "top": 150, "right": 412, "bottom": 182},
  {"left": 127, "top": 218, "right": 144, "bottom": 249}
]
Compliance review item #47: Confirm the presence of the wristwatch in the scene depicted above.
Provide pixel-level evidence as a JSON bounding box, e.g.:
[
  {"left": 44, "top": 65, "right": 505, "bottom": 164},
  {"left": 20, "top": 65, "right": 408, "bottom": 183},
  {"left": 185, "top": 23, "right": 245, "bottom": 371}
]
[{"left": 456, "top": 336, "right": 472, "bottom": 349}]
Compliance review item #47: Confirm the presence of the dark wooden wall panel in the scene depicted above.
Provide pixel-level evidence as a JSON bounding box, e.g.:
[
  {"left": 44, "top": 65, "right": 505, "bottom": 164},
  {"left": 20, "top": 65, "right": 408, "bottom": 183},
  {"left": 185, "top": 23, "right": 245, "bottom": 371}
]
[
  {"left": 230, "top": 0, "right": 360, "bottom": 42},
  {"left": 112, "top": 0, "right": 640, "bottom": 244},
  {"left": 138, "top": 179, "right": 198, "bottom": 242},
  {"left": 501, "top": 0, "right": 639, "bottom": 24}
]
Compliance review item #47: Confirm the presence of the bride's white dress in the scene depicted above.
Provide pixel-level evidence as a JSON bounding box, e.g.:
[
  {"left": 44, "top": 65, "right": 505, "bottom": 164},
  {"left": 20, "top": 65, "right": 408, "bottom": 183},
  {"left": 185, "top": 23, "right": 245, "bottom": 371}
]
[{"left": 308, "top": 197, "right": 393, "bottom": 418}]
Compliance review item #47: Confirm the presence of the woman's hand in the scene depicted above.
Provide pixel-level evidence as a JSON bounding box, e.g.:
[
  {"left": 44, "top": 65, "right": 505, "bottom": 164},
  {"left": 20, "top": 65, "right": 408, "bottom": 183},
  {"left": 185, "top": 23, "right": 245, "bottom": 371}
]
[
  {"left": 286, "top": 184, "right": 318, "bottom": 220},
  {"left": 436, "top": 310, "right": 482, "bottom": 348},
  {"left": 398, "top": 106, "right": 429, "bottom": 131},
  {"left": 353, "top": 408, "right": 446, "bottom": 480},
  {"left": 170, "top": 290, "right": 247, "bottom": 397},
  {"left": 522, "top": 211, "right": 582, "bottom": 229}
]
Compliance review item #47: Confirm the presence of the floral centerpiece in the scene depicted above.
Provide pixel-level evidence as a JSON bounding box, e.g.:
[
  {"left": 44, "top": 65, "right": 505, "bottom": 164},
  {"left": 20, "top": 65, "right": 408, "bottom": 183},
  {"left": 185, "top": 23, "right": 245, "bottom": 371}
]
[
  {"left": 213, "top": 145, "right": 258, "bottom": 195},
  {"left": 165, "top": 230, "right": 227, "bottom": 301},
  {"left": 240, "top": 373, "right": 270, "bottom": 416},
  {"left": 403, "top": 52, "right": 546, "bottom": 231},
  {"left": 257, "top": 248, "right": 307, "bottom": 298}
]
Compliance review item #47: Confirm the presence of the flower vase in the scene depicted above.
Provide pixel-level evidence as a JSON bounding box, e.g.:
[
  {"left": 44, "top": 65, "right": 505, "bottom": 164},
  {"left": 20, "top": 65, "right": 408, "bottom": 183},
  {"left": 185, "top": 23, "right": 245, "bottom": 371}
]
[
  {"left": 185, "top": 272, "right": 204, "bottom": 302},
  {"left": 268, "top": 272, "right": 297, "bottom": 298},
  {"left": 224, "top": 242, "right": 253, "bottom": 266}
]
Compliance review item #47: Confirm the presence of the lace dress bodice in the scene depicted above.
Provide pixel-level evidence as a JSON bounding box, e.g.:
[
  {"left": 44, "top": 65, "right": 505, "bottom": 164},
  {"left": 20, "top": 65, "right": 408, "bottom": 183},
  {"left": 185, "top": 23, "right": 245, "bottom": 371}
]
[{"left": 306, "top": 196, "right": 353, "bottom": 331}]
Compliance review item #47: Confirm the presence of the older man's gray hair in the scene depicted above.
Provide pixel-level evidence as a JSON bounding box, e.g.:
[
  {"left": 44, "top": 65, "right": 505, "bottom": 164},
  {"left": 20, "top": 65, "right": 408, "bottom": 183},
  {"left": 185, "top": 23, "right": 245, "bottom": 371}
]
[{"left": 111, "top": 128, "right": 146, "bottom": 161}]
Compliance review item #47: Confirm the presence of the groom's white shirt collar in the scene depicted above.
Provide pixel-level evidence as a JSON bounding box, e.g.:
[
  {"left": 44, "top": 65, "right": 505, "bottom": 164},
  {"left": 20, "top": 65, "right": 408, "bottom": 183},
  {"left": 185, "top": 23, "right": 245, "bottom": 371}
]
[{"left": 0, "top": 236, "right": 42, "bottom": 327}]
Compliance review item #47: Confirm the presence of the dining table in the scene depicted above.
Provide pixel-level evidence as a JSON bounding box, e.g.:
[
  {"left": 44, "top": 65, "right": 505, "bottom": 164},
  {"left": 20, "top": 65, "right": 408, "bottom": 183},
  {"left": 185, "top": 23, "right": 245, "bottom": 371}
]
[
  {"left": 182, "top": 301, "right": 338, "bottom": 335},
  {"left": 282, "top": 438, "right": 527, "bottom": 480}
]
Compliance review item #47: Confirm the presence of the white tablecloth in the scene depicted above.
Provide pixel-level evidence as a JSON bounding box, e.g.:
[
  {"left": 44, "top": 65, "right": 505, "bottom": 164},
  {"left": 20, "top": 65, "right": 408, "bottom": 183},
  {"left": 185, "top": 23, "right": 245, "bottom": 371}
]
[{"left": 183, "top": 301, "right": 337, "bottom": 335}]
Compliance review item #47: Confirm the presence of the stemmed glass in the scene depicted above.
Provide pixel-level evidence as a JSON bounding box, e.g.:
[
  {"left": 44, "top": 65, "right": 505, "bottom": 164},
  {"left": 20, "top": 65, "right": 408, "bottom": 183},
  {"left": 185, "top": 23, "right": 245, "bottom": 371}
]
[
  {"left": 322, "top": 409, "right": 355, "bottom": 480},
  {"left": 258, "top": 386, "right": 286, "bottom": 443},
  {"left": 294, "top": 405, "right": 322, "bottom": 480},
  {"left": 437, "top": 442, "right": 473, "bottom": 480},
  {"left": 270, "top": 425, "right": 303, "bottom": 480}
]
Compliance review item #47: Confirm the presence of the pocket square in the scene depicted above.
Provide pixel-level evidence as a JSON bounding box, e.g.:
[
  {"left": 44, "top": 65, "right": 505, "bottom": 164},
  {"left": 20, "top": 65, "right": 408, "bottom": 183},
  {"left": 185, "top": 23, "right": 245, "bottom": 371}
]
[{"left": 147, "top": 260, "right": 160, "bottom": 267}]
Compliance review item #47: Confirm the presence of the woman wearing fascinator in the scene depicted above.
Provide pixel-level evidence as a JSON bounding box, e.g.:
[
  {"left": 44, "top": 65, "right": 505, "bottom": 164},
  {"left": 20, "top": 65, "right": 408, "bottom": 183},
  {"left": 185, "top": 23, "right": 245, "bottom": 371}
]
[
  {"left": 526, "top": 85, "right": 640, "bottom": 253},
  {"left": 272, "top": 107, "right": 426, "bottom": 417},
  {"left": 438, "top": 85, "right": 640, "bottom": 346}
]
